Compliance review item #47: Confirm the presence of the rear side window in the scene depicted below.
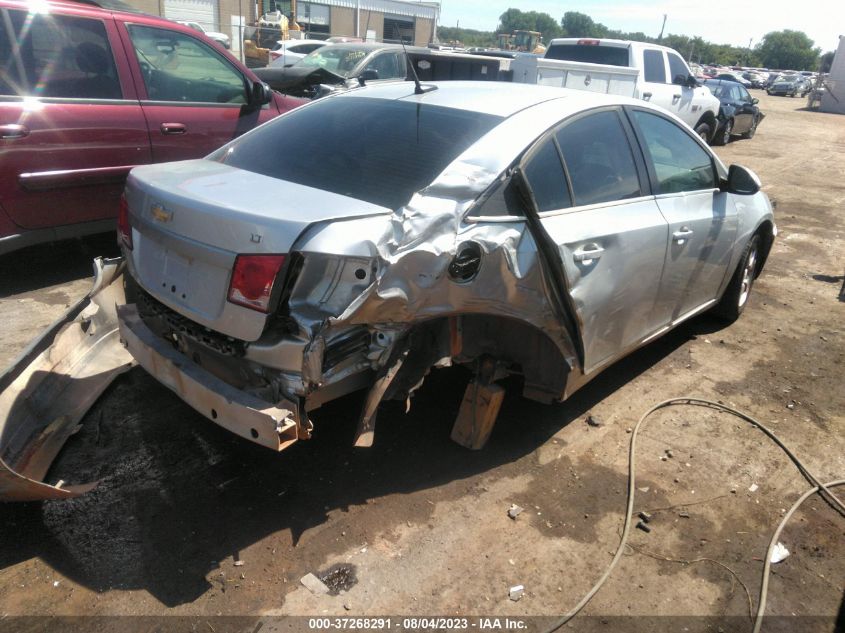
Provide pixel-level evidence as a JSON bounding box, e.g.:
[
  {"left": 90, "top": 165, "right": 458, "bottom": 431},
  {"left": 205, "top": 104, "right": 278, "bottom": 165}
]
[
  {"left": 545, "top": 44, "right": 629, "bottom": 67},
  {"left": 643, "top": 50, "right": 665, "bottom": 83},
  {"left": 214, "top": 97, "right": 502, "bottom": 210},
  {"left": 127, "top": 25, "right": 247, "bottom": 104},
  {"left": 523, "top": 138, "right": 571, "bottom": 212},
  {"left": 631, "top": 110, "right": 716, "bottom": 194},
  {"left": 1, "top": 10, "right": 121, "bottom": 99},
  {"left": 366, "top": 51, "right": 404, "bottom": 80},
  {"left": 555, "top": 110, "right": 641, "bottom": 207},
  {"left": 667, "top": 52, "right": 689, "bottom": 83}
]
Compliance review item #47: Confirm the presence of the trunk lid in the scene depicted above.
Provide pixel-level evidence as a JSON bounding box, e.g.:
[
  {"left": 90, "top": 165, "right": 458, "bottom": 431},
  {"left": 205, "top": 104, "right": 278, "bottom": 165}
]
[{"left": 124, "top": 159, "right": 390, "bottom": 341}]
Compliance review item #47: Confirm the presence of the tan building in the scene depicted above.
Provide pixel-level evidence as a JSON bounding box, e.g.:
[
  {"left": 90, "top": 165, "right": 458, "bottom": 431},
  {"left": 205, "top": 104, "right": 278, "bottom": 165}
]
[{"left": 125, "top": 0, "right": 439, "bottom": 53}]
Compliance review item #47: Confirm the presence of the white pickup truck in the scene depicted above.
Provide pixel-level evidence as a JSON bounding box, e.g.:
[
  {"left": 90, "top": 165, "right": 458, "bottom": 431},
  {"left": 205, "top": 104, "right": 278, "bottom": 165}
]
[{"left": 511, "top": 38, "right": 720, "bottom": 141}]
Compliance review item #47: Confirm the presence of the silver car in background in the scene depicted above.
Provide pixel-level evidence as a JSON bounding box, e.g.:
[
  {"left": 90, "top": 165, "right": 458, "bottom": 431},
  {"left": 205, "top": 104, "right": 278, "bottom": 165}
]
[{"left": 114, "top": 81, "right": 775, "bottom": 453}]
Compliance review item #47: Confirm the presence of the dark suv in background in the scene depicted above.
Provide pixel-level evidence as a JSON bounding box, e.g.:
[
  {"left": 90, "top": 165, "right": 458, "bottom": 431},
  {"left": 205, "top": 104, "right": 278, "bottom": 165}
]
[{"left": 0, "top": 0, "right": 304, "bottom": 255}]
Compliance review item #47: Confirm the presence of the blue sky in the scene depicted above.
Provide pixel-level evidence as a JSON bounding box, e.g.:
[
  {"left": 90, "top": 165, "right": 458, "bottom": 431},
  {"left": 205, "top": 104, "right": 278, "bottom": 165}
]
[{"left": 437, "top": 0, "right": 844, "bottom": 51}]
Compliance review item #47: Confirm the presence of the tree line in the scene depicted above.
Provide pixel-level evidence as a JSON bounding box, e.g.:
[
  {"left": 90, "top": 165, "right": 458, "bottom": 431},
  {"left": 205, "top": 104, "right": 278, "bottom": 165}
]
[{"left": 438, "top": 9, "right": 831, "bottom": 72}]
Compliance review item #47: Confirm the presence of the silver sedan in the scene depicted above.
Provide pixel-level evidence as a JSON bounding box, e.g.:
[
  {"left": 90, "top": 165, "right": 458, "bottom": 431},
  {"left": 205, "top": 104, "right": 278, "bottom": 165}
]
[{"left": 114, "top": 81, "right": 776, "bottom": 452}]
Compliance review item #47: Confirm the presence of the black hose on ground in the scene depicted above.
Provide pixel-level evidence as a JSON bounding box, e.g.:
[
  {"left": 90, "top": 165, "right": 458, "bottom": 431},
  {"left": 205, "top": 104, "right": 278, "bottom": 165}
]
[{"left": 545, "top": 397, "right": 845, "bottom": 632}]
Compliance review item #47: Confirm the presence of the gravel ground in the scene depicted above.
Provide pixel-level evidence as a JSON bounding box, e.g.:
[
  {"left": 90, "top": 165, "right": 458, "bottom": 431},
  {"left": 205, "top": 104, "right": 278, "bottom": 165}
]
[{"left": 0, "top": 92, "right": 842, "bottom": 633}]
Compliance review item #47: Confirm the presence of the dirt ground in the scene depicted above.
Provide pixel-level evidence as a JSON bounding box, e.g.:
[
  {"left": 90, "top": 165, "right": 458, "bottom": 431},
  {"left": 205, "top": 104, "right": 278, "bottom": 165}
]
[{"left": 0, "top": 93, "right": 843, "bottom": 633}]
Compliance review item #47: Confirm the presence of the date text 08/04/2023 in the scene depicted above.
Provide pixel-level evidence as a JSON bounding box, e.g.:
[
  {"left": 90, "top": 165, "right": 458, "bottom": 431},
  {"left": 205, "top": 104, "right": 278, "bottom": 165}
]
[{"left": 308, "top": 617, "right": 528, "bottom": 630}]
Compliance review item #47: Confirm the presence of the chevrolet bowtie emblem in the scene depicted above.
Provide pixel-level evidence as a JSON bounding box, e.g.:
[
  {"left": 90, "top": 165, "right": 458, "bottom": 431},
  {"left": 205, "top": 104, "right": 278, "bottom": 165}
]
[{"left": 151, "top": 203, "right": 173, "bottom": 223}]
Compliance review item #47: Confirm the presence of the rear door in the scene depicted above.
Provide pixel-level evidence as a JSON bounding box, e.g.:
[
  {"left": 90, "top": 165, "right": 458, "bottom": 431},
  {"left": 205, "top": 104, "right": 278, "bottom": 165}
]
[
  {"left": 640, "top": 48, "right": 701, "bottom": 129},
  {"left": 0, "top": 6, "right": 150, "bottom": 230},
  {"left": 119, "top": 21, "right": 279, "bottom": 162},
  {"left": 530, "top": 108, "right": 670, "bottom": 373},
  {"left": 628, "top": 108, "right": 737, "bottom": 322},
  {"left": 732, "top": 84, "right": 754, "bottom": 133},
  {"left": 639, "top": 48, "right": 676, "bottom": 114}
]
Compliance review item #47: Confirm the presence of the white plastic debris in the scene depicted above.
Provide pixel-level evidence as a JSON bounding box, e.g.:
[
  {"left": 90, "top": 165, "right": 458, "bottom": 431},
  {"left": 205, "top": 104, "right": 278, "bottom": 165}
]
[
  {"left": 749, "top": 483, "right": 759, "bottom": 493},
  {"left": 770, "top": 542, "right": 790, "bottom": 564},
  {"left": 508, "top": 585, "right": 524, "bottom": 601},
  {"left": 300, "top": 572, "right": 330, "bottom": 595},
  {"left": 507, "top": 504, "right": 524, "bottom": 519}
]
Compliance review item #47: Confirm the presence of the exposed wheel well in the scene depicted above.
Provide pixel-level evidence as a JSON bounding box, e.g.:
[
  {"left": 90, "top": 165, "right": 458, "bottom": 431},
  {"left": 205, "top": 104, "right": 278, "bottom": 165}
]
[{"left": 385, "top": 315, "right": 574, "bottom": 405}]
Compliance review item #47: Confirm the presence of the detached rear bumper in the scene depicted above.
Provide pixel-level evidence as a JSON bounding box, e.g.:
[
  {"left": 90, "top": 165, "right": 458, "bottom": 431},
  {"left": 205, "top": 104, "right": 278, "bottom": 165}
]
[
  {"left": 0, "top": 257, "right": 134, "bottom": 501},
  {"left": 117, "top": 304, "right": 302, "bottom": 452}
]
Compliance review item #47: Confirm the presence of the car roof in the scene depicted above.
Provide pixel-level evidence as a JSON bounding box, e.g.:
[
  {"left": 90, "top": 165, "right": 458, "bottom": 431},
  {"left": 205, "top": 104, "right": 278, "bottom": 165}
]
[
  {"left": 328, "top": 42, "right": 422, "bottom": 52},
  {"left": 278, "top": 38, "right": 327, "bottom": 48},
  {"left": 546, "top": 37, "right": 683, "bottom": 56},
  {"left": 337, "top": 80, "right": 651, "bottom": 119}
]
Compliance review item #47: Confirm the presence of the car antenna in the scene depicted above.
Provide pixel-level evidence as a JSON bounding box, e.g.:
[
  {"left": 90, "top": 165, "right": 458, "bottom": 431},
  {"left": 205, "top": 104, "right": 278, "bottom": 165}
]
[{"left": 401, "top": 38, "right": 436, "bottom": 95}]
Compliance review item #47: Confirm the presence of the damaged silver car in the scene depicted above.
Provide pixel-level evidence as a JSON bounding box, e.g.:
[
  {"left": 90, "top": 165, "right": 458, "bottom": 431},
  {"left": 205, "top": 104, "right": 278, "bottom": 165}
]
[{"left": 1, "top": 81, "right": 776, "bottom": 500}]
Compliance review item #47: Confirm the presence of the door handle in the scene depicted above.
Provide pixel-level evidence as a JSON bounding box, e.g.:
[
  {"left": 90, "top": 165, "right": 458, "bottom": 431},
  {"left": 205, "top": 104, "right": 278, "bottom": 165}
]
[
  {"left": 573, "top": 244, "right": 605, "bottom": 262},
  {"left": 0, "top": 124, "right": 29, "bottom": 139},
  {"left": 672, "top": 93, "right": 681, "bottom": 102},
  {"left": 673, "top": 227, "right": 694, "bottom": 242},
  {"left": 642, "top": 91, "right": 652, "bottom": 99},
  {"left": 160, "top": 122, "right": 187, "bottom": 135}
]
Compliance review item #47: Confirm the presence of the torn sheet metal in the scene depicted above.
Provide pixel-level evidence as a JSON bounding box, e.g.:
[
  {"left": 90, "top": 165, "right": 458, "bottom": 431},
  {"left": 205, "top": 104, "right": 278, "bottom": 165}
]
[{"left": 0, "top": 257, "right": 134, "bottom": 501}]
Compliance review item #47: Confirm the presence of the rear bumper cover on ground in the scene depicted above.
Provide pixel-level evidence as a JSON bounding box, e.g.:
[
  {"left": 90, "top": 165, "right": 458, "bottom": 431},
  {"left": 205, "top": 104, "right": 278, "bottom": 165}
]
[{"left": 0, "top": 257, "right": 133, "bottom": 501}]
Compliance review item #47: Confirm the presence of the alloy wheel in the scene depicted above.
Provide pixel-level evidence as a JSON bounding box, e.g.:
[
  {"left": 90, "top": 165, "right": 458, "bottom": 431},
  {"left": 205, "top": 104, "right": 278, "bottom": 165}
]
[{"left": 738, "top": 243, "right": 758, "bottom": 307}]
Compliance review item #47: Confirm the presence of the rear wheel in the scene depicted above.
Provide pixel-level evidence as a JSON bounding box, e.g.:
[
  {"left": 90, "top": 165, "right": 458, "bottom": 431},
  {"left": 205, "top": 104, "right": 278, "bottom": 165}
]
[
  {"left": 694, "top": 122, "right": 711, "bottom": 144},
  {"left": 713, "top": 235, "right": 760, "bottom": 322},
  {"left": 714, "top": 119, "right": 733, "bottom": 145},
  {"left": 741, "top": 116, "right": 758, "bottom": 139}
]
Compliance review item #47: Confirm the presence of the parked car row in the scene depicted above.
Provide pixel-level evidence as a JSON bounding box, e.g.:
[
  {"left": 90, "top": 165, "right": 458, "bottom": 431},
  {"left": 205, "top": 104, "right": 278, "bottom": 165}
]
[
  {"left": 767, "top": 73, "right": 812, "bottom": 97},
  {"left": 694, "top": 63, "right": 820, "bottom": 96}
]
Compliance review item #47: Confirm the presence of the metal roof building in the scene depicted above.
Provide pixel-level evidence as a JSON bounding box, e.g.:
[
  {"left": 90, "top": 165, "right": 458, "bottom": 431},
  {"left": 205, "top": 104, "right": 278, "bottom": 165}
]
[{"left": 127, "top": 0, "right": 440, "bottom": 53}]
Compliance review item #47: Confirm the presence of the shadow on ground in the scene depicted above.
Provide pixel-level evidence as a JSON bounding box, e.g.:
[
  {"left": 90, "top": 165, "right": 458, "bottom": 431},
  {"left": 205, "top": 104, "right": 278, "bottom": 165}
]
[
  {"left": 0, "top": 314, "right": 728, "bottom": 608},
  {"left": 0, "top": 233, "right": 119, "bottom": 297}
]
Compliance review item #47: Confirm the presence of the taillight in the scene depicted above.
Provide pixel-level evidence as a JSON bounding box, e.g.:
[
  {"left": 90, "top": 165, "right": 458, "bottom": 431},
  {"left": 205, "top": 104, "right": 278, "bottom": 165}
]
[
  {"left": 117, "top": 194, "right": 133, "bottom": 249},
  {"left": 227, "top": 254, "right": 286, "bottom": 313}
]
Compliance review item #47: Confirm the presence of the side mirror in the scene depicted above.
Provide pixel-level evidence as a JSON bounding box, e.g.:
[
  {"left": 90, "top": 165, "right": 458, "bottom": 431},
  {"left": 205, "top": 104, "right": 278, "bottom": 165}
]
[
  {"left": 725, "top": 164, "right": 761, "bottom": 195},
  {"left": 249, "top": 80, "right": 272, "bottom": 107},
  {"left": 357, "top": 68, "right": 379, "bottom": 86},
  {"left": 686, "top": 74, "right": 698, "bottom": 88},
  {"left": 752, "top": 97, "right": 759, "bottom": 104}
]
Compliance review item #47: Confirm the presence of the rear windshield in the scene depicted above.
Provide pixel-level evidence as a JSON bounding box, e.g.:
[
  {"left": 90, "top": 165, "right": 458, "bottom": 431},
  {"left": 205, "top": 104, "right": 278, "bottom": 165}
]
[
  {"left": 545, "top": 43, "right": 629, "bottom": 67},
  {"left": 213, "top": 97, "right": 502, "bottom": 210}
]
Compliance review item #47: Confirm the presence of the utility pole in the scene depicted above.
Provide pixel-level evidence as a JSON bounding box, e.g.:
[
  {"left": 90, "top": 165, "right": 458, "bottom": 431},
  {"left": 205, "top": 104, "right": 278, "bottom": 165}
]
[{"left": 657, "top": 14, "right": 667, "bottom": 41}]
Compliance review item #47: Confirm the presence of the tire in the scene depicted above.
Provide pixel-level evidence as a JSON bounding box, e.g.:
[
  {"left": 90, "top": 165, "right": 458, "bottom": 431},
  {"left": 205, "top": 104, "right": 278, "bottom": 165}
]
[
  {"left": 712, "top": 235, "right": 761, "bottom": 322},
  {"left": 741, "top": 116, "right": 758, "bottom": 139},
  {"left": 694, "top": 122, "right": 711, "bottom": 144},
  {"left": 713, "top": 119, "right": 733, "bottom": 145}
]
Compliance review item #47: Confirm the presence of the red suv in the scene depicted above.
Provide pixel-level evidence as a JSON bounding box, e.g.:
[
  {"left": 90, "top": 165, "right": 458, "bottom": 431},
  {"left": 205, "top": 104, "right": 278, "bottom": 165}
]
[{"left": 0, "top": 0, "right": 305, "bottom": 255}]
